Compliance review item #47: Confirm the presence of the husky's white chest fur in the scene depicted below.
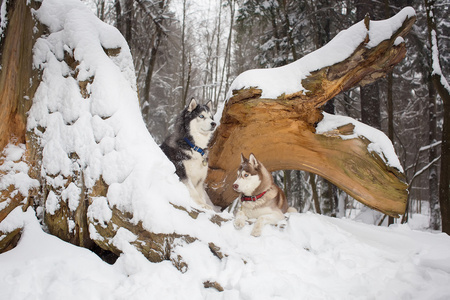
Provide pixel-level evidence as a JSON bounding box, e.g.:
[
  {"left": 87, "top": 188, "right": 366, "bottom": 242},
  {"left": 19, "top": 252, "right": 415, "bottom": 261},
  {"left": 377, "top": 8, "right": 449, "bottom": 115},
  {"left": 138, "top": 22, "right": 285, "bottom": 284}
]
[
  {"left": 183, "top": 119, "right": 211, "bottom": 187},
  {"left": 183, "top": 151, "right": 208, "bottom": 187}
]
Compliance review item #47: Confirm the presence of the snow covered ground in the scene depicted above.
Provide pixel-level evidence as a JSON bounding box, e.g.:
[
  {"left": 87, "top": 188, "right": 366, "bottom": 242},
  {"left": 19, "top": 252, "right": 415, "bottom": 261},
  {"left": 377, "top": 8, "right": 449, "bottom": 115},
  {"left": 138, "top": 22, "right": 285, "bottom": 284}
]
[
  {"left": 1, "top": 207, "right": 450, "bottom": 300},
  {"left": 1, "top": 1, "right": 449, "bottom": 299}
]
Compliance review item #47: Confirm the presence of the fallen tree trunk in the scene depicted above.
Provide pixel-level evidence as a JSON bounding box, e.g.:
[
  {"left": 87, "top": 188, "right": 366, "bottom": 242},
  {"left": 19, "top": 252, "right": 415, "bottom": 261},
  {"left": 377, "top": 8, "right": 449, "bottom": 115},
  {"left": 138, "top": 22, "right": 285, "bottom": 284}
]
[{"left": 206, "top": 11, "right": 415, "bottom": 217}]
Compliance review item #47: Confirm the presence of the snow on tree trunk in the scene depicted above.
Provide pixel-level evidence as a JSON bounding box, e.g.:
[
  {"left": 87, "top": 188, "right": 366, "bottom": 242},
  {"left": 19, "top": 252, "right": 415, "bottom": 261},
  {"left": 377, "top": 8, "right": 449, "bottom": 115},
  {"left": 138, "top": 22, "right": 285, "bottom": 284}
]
[
  {"left": 206, "top": 9, "right": 416, "bottom": 218},
  {"left": 424, "top": 0, "right": 450, "bottom": 234}
]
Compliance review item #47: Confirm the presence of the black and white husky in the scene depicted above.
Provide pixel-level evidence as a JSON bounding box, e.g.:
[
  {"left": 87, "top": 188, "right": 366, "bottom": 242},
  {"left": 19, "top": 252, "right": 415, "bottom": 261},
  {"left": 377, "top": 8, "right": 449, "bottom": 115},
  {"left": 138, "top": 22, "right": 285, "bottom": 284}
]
[{"left": 160, "top": 98, "right": 217, "bottom": 210}]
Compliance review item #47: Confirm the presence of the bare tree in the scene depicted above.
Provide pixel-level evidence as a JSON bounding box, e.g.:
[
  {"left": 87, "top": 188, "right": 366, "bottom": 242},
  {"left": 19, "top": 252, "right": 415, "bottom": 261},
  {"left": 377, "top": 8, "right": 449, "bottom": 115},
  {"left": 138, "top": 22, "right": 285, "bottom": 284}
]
[{"left": 424, "top": 0, "right": 450, "bottom": 234}]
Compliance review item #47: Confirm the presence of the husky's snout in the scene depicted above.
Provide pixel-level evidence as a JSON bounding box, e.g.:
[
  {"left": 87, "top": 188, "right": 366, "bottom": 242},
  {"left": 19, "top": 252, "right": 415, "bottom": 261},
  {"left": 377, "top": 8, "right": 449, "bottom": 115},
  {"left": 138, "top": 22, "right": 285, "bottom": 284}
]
[
  {"left": 211, "top": 122, "right": 216, "bottom": 129},
  {"left": 232, "top": 183, "right": 239, "bottom": 191}
]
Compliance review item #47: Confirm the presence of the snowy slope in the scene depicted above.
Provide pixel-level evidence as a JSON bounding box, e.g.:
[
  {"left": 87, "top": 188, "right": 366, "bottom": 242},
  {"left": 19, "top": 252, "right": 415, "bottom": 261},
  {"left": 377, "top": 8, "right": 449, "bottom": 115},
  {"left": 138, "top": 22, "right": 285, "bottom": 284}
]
[
  {"left": 1, "top": 1, "right": 449, "bottom": 300},
  {"left": 1, "top": 207, "right": 450, "bottom": 299}
]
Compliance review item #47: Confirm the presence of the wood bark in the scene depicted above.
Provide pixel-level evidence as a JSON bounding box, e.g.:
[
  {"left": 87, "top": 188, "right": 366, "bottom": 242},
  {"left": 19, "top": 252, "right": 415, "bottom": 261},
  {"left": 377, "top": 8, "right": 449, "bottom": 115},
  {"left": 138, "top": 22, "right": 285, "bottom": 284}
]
[
  {"left": 206, "top": 13, "right": 416, "bottom": 218},
  {"left": 0, "top": 0, "right": 42, "bottom": 252},
  {"left": 0, "top": 0, "right": 40, "bottom": 150}
]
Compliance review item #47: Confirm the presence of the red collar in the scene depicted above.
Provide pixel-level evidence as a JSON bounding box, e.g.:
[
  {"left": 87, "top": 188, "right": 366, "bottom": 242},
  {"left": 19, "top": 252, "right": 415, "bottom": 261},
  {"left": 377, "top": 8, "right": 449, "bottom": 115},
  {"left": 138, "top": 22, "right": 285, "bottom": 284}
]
[{"left": 241, "top": 190, "right": 267, "bottom": 202}]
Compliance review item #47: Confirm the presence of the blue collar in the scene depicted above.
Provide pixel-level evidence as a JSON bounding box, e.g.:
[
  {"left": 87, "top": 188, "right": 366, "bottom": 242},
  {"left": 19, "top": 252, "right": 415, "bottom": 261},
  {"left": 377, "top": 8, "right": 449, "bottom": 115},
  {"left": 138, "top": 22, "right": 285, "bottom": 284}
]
[{"left": 183, "top": 137, "right": 206, "bottom": 156}]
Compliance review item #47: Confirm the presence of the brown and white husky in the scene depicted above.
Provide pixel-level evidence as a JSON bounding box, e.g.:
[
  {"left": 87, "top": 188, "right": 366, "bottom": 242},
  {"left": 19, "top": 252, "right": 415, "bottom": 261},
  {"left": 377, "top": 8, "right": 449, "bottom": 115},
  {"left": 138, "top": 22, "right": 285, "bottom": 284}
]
[{"left": 232, "top": 153, "right": 297, "bottom": 236}]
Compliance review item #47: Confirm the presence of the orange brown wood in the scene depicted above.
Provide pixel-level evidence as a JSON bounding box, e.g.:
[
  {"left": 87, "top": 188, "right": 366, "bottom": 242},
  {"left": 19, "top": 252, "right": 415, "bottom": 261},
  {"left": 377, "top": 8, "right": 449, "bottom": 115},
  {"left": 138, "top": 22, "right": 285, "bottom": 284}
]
[{"left": 206, "top": 14, "right": 415, "bottom": 217}]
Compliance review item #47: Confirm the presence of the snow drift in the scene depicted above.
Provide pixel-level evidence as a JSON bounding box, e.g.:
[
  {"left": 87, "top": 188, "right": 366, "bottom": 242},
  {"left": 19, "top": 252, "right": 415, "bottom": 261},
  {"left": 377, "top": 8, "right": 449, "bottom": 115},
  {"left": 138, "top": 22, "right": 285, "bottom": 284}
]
[{"left": 2, "top": 206, "right": 450, "bottom": 299}]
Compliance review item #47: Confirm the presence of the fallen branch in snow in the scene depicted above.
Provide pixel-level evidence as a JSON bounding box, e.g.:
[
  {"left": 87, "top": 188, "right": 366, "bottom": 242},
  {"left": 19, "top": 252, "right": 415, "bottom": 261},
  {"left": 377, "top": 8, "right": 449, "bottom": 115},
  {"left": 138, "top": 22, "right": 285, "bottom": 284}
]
[{"left": 207, "top": 8, "right": 416, "bottom": 217}]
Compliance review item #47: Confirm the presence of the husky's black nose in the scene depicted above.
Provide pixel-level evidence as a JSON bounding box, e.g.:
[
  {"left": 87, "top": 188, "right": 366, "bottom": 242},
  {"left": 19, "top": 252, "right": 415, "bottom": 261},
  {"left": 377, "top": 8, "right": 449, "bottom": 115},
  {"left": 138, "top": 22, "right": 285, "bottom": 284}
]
[{"left": 211, "top": 122, "right": 217, "bottom": 129}]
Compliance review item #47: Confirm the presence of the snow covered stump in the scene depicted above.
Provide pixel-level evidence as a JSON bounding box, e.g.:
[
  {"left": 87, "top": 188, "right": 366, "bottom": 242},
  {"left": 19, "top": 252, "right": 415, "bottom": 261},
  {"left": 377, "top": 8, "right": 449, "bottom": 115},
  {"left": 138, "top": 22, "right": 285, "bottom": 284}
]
[
  {"left": 0, "top": 0, "right": 230, "bottom": 268},
  {"left": 206, "top": 8, "right": 416, "bottom": 218},
  {"left": 0, "top": 0, "right": 208, "bottom": 263}
]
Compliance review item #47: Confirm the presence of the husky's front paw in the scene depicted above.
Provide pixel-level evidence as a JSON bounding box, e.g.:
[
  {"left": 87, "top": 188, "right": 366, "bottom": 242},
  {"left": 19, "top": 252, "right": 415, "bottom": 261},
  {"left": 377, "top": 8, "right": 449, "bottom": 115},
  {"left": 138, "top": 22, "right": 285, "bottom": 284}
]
[
  {"left": 234, "top": 211, "right": 247, "bottom": 230},
  {"left": 251, "top": 223, "right": 263, "bottom": 237},
  {"left": 234, "top": 217, "right": 246, "bottom": 230}
]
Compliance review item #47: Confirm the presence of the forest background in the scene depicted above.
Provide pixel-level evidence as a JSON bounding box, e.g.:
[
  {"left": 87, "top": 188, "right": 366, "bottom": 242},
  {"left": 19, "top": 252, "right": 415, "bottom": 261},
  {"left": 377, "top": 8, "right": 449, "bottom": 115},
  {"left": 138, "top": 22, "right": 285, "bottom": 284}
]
[{"left": 82, "top": 0, "right": 449, "bottom": 231}]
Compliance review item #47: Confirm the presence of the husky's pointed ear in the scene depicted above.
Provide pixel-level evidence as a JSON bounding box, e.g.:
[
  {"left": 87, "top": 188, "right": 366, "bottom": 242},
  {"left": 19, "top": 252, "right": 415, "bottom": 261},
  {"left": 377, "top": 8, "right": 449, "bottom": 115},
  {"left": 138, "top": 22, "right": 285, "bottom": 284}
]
[
  {"left": 205, "top": 100, "right": 213, "bottom": 111},
  {"left": 188, "top": 98, "right": 197, "bottom": 112},
  {"left": 240, "top": 153, "right": 247, "bottom": 163},
  {"left": 249, "top": 153, "right": 259, "bottom": 167}
]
